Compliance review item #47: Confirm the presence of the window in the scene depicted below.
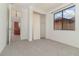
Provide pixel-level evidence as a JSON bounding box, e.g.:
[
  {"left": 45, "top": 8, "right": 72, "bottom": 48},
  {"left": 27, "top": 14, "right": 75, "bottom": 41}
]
[
  {"left": 54, "top": 11, "right": 62, "bottom": 30},
  {"left": 54, "top": 5, "right": 75, "bottom": 30}
]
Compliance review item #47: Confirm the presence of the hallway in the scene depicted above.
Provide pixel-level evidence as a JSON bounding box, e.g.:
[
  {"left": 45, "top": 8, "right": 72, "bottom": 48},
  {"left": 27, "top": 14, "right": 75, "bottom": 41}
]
[{"left": 1, "top": 39, "right": 79, "bottom": 56}]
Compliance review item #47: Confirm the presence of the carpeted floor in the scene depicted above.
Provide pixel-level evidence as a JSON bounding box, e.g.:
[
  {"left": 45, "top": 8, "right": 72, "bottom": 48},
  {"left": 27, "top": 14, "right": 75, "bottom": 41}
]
[{"left": 0, "top": 39, "right": 79, "bottom": 56}]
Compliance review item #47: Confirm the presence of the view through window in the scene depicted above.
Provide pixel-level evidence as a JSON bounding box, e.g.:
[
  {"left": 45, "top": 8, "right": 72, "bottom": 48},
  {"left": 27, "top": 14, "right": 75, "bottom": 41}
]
[{"left": 54, "top": 5, "right": 75, "bottom": 30}]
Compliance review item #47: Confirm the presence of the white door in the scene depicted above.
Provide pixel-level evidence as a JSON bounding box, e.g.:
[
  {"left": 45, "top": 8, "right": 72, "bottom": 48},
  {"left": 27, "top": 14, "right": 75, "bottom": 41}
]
[{"left": 33, "top": 13, "right": 40, "bottom": 40}]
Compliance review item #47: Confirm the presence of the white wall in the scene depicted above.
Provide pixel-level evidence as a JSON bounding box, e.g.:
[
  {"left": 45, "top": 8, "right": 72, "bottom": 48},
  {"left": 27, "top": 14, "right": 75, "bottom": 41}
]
[
  {"left": 21, "top": 8, "right": 29, "bottom": 40},
  {"left": 40, "top": 14, "right": 46, "bottom": 38},
  {"left": 9, "top": 4, "right": 12, "bottom": 43},
  {"left": 28, "top": 6, "right": 33, "bottom": 41},
  {"left": 46, "top": 4, "right": 79, "bottom": 48},
  {"left": 0, "top": 4, "right": 8, "bottom": 53}
]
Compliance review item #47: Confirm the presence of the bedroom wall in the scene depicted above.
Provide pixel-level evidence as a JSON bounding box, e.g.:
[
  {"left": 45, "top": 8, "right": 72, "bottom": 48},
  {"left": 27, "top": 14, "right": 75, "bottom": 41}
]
[
  {"left": 21, "top": 8, "right": 29, "bottom": 40},
  {"left": 46, "top": 4, "right": 79, "bottom": 48},
  {"left": 0, "top": 4, "right": 8, "bottom": 53}
]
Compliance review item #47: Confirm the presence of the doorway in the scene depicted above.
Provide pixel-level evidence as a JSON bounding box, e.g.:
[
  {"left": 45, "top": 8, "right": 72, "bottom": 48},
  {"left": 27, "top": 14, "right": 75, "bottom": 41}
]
[
  {"left": 11, "top": 21, "right": 21, "bottom": 42},
  {"left": 14, "top": 22, "right": 20, "bottom": 35},
  {"left": 8, "top": 5, "right": 21, "bottom": 43},
  {"left": 32, "top": 12, "right": 46, "bottom": 40}
]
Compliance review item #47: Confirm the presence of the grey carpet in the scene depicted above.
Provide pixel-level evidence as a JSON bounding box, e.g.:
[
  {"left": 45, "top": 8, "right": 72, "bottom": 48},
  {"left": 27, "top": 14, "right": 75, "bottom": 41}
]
[{"left": 0, "top": 39, "right": 79, "bottom": 56}]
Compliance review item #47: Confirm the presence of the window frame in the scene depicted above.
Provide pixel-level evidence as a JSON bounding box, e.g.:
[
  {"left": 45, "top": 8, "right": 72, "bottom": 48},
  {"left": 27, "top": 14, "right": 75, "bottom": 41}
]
[{"left": 54, "top": 5, "right": 75, "bottom": 30}]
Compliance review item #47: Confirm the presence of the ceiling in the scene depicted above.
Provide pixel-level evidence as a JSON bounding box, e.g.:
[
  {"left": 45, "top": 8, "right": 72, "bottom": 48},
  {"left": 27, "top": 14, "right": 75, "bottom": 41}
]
[{"left": 12, "top": 3, "right": 66, "bottom": 12}]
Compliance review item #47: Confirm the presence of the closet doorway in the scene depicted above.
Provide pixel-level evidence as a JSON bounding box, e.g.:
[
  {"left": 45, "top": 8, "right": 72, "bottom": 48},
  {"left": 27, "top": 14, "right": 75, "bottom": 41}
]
[{"left": 32, "top": 12, "right": 46, "bottom": 40}]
